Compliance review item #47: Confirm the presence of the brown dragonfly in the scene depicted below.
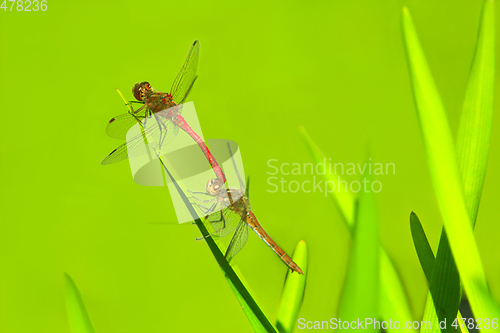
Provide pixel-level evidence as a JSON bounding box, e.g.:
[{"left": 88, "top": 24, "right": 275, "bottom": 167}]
[
  {"left": 189, "top": 143, "right": 303, "bottom": 274},
  {"left": 102, "top": 40, "right": 225, "bottom": 182}
]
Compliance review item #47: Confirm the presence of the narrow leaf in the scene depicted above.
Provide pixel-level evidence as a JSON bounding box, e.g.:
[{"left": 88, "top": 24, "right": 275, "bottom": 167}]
[
  {"left": 299, "top": 127, "right": 415, "bottom": 331},
  {"left": 420, "top": 282, "right": 471, "bottom": 333},
  {"left": 276, "top": 240, "right": 308, "bottom": 333},
  {"left": 410, "top": 212, "right": 435, "bottom": 282},
  {"left": 298, "top": 126, "right": 355, "bottom": 227},
  {"left": 429, "top": 232, "right": 461, "bottom": 333},
  {"left": 299, "top": 126, "right": 416, "bottom": 333},
  {"left": 402, "top": 4, "right": 500, "bottom": 324},
  {"left": 379, "top": 250, "right": 417, "bottom": 333},
  {"left": 160, "top": 158, "right": 278, "bottom": 333},
  {"left": 456, "top": 0, "right": 495, "bottom": 227},
  {"left": 410, "top": 213, "right": 470, "bottom": 333},
  {"left": 338, "top": 175, "right": 378, "bottom": 331},
  {"left": 65, "top": 273, "right": 96, "bottom": 333},
  {"left": 406, "top": 2, "right": 496, "bottom": 332}
]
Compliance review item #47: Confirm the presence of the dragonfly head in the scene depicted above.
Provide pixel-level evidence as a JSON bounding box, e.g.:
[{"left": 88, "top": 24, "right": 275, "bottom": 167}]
[
  {"left": 133, "top": 81, "right": 152, "bottom": 101},
  {"left": 206, "top": 178, "right": 225, "bottom": 196}
]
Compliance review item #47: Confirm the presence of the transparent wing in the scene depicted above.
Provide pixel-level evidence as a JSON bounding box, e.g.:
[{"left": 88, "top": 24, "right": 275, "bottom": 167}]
[
  {"left": 101, "top": 114, "right": 177, "bottom": 165},
  {"left": 170, "top": 40, "right": 200, "bottom": 104},
  {"left": 106, "top": 105, "right": 149, "bottom": 140},
  {"left": 205, "top": 205, "right": 243, "bottom": 238},
  {"left": 101, "top": 140, "right": 131, "bottom": 165},
  {"left": 224, "top": 220, "right": 249, "bottom": 263}
]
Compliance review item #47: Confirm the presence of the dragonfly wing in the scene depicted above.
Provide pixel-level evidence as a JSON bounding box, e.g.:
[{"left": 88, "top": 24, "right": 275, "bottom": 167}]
[
  {"left": 170, "top": 40, "right": 200, "bottom": 104},
  {"left": 106, "top": 106, "right": 148, "bottom": 140},
  {"left": 101, "top": 130, "right": 156, "bottom": 165},
  {"left": 178, "top": 75, "right": 197, "bottom": 104},
  {"left": 205, "top": 205, "right": 242, "bottom": 238},
  {"left": 101, "top": 116, "right": 174, "bottom": 165},
  {"left": 106, "top": 113, "right": 142, "bottom": 140},
  {"left": 101, "top": 140, "right": 130, "bottom": 165},
  {"left": 204, "top": 210, "right": 225, "bottom": 234},
  {"left": 224, "top": 220, "right": 249, "bottom": 263},
  {"left": 173, "top": 119, "right": 180, "bottom": 137}
]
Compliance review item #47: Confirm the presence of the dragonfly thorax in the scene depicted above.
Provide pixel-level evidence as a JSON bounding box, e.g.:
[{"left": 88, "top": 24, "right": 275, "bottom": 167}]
[
  {"left": 221, "top": 189, "right": 245, "bottom": 207},
  {"left": 206, "top": 178, "right": 245, "bottom": 207},
  {"left": 145, "top": 92, "right": 177, "bottom": 113}
]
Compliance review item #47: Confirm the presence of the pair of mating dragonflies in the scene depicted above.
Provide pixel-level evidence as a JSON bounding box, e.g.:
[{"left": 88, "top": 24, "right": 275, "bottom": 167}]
[{"left": 102, "top": 40, "right": 303, "bottom": 274}]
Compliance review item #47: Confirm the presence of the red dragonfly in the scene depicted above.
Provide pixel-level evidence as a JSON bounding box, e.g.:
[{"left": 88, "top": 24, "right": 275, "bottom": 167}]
[
  {"left": 189, "top": 143, "right": 303, "bottom": 274},
  {"left": 102, "top": 40, "right": 225, "bottom": 182}
]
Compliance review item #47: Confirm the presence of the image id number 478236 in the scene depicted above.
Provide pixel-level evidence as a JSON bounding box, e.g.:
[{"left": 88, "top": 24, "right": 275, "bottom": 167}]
[{"left": 1, "top": 0, "right": 47, "bottom": 11}]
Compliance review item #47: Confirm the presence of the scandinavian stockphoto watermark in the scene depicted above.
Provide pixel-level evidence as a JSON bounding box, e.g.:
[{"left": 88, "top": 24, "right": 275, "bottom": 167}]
[
  {"left": 267, "top": 158, "right": 395, "bottom": 195},
  {"left": 297, "top": 317, "right": 499, "bottom": 330}
]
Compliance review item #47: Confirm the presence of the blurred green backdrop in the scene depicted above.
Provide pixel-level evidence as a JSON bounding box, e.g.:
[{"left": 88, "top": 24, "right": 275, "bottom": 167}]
[{"left": 0, "top": 0, "right": 499, "bottom": 332}]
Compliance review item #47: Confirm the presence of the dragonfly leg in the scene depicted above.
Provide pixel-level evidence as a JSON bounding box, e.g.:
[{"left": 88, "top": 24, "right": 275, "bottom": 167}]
[
  {"left": 143, "top": 109, "right": 151, "bottom": 126},
  {"left": 194, "top": 204, "right": 221, "bottom": 240},
  {"left": 190, "top": 199, "right": 216, "bottom": 215},
  {"left": 128, "top": 101, "right": 145, "bottom": 114},
  {"left": 195, "top": 230, "right": 218, "bottom": 241},
  {"left": 205, "top": 205, "right": 229, "bottom": 230},
  {"left": 188, "top": 200, "right": 206, "bottom": 213},
  {"left": 205, "top": 210, "right": 227, "bottom": 233},
  {"left": 157, "top": 114, "right": 170, "bottom": 151},
  {"left": 210, "top": 212, "right": 223, "bottom": 223},
  {"left": 204, "top": 201, "right": 218, "bottom": 214},
  {"left": 140, "top": 109, "right": 155, "bottom": 138},
  {"left": 221, "top": 212, "right": 227, "bottom": 230},
  {"left": 191, "top": 196, "right": 217, "bottom": 203},
  {"left": 188, "top": 189, "right": 211, "bottom": 195}
]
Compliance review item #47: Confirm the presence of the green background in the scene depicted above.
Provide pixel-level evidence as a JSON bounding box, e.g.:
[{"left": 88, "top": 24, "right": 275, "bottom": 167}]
[{"left": 0, "top": 0, "right": 499, "bottom": 332}]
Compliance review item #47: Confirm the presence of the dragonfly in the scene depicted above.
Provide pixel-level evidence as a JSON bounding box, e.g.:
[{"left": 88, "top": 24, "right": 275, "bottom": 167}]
[
  {"left": 101, "top": 40, "right": 226, "bottom": 182},
  {"left": 189, "top": 144, "right": 303, "bottom": 274}
]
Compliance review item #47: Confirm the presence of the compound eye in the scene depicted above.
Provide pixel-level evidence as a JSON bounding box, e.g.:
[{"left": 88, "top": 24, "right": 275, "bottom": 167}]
[
  {"left": 133, "top": 83, "right": 143, "bottom": 101},
  {"left": 140, "top": 81, "right": 151, "bottom": 91}
]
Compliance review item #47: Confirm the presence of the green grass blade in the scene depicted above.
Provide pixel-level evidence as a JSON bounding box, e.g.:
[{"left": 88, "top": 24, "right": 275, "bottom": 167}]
[
  {"left": 65, "top": 273, "right": 96, "bottom": 333},
  {"left": 298, "top": 126, "right": 355, "bottom": 227},
  {"left": 459, "top": 323, "right": 471, "bottom": 333},
  {"left": 160, "top": 158, "right": 278, "bottom": 333},
  {"left": 299, "top": 128, "right": 415, "bottom": 331},
  {"left": 410, "top": 213, "right": 470, "bottom": 333},
  {"left": 456, "top": 0, "right": 495, "bottom": 226},
  {"left": 420, "top": 291, "right": 471, "bottom": 333},
  {"left": 338, "top": 176, "right": 378, "bottom": 331},
  {"left": 224, "top": 267, "right": 277, "bottom": 333},
  {"left": 402, "top": 4, "right": 500, "bottom": 324},
  {"left": 379, "top": 250, "right": 417, "bottom": 333},
  {"left": 409, "top": 212, "right": 434, "bottom": 282},
  {"left": 429, "top": 232, "right": 461, "bottom": 333},
  {"left": 410, "top": 211, "right": 461, "bottom": 330},
  {"left": 276, "top": 240, "right": 308, "bottom": 333},
  {"left": 299, "top": 129, "right": 415, "bottom": 331},
  {"left": 407, "top": 2, "right": 496, "bottom": 331}
]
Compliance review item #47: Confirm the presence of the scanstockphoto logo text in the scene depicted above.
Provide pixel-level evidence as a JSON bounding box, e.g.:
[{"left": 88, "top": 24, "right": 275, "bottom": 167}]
[
  {"left": 267, "top": 158, "right": 395, "bottom": 195},
  {"left": 297, "top": 317, "right": 499, "bottom": 330}
]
